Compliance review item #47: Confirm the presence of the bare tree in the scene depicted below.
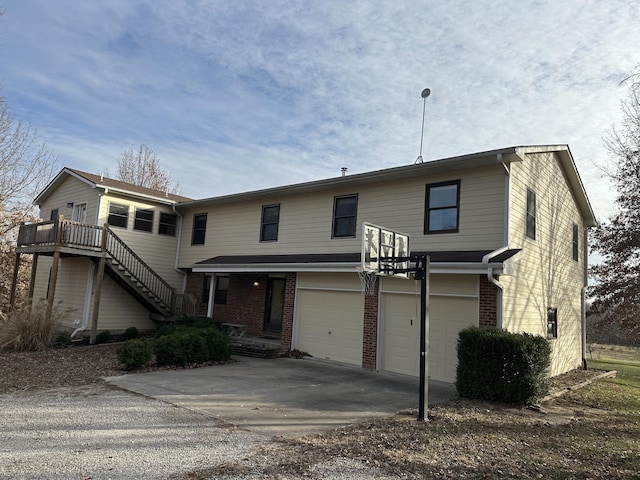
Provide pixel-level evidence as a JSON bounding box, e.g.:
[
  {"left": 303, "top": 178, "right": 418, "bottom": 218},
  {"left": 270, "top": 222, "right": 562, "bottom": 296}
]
[
  {"left": 116, "top": 144, "right": 180, "bottom": 194},
  {"left": 589, "top": 68, "right": 640, "bottom": 343},
  {"left": 0, "top": 95, "right": 58, "bottom": 315}
]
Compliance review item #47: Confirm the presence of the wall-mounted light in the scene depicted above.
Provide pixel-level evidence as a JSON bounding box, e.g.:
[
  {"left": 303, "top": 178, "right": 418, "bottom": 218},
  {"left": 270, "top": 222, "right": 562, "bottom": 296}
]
[
  {"left": 253, "top": 278, "right": 260, "bottom": 287},
  {"left": 67, "top": 202, "right": 74, "bottom": 208}
]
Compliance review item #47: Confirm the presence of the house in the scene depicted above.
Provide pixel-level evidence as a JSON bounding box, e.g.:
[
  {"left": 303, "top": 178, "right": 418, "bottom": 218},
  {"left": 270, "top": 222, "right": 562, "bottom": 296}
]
[
  {"left": 14, "top": 145, "right": 596, "bottom": 382},
  {"left": 13, "top": 168, "right": 192, "bottom": 340}
]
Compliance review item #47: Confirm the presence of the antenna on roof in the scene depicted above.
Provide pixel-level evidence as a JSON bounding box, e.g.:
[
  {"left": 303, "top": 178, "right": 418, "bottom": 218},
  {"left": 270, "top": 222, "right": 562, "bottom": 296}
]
[{"left": 414, "top": 88, "right": 431, "bottom": 164}]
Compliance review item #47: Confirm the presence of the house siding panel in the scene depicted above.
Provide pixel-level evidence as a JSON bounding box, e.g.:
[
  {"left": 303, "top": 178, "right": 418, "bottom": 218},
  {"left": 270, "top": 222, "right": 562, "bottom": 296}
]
[{"left": 503, "top": 151, "right": 585, "bottom": 376}]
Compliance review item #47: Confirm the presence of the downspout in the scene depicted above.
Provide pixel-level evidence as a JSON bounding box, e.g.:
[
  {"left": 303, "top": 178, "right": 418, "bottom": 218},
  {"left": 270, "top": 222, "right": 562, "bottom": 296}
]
[
  {"left": 72, "top": 193, "right": 103, "bottom": 338},
  {"left": 172, "top": 205, "right": 188, "bottom": 292},
  {"left": 581, "top": 227, "right": 589, "bottom": 369}
]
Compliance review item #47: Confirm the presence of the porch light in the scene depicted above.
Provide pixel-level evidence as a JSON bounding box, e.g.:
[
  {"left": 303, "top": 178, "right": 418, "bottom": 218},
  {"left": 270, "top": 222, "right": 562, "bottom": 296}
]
[{"left": 253, "top": 278, "right": 260, "bottom": 287}]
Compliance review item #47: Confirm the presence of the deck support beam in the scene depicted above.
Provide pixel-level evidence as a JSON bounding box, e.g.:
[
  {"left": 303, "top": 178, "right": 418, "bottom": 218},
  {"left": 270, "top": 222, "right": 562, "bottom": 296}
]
[{"left": 9, "top": 253, "right": 21, "bottom": 307}]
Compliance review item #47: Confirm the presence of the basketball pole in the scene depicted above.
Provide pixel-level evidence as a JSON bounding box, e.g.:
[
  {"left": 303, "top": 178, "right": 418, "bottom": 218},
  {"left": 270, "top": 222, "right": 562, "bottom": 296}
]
[{"left": 417, "top": 255, "right": 430, "bottom": 422}]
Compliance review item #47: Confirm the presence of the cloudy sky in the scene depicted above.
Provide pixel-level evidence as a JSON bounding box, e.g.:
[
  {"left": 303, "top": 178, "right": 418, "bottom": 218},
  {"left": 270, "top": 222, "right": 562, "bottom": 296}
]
[{"left": 2, "top": 0, "right": 639, "bottom": 222}]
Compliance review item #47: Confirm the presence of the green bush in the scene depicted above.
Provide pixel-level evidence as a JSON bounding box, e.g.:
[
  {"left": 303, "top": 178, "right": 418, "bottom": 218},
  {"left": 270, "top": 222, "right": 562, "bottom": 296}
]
[
  {"left": 123, "top": 326, "right": 140, "bottom": 340},
  {"left": 456, "top": 326, "right": 551, "bottom": 404},
  {"left": 117, "top": 339, "right": 152, "bottom": 370},
  {"left": 154, "top": 331, "right": 209, "bottom": 367},
  {"left": 199, "top": 327, "right": 232, "bottom": 362},
  {"left": 95, "top": 330, "right": 111, "bottom": 344},
  {"left": 155, "top": 324, "right": 184, "bottom": 338},
  {"left": 52, "top": 330, "right": 72, "bottom": 349}
]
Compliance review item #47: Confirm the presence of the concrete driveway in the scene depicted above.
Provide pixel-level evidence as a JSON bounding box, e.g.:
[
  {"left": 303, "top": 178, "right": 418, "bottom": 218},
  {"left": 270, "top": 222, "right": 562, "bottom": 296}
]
[{"left": 106, "top": 356, "right": 457, "bottom": 438}]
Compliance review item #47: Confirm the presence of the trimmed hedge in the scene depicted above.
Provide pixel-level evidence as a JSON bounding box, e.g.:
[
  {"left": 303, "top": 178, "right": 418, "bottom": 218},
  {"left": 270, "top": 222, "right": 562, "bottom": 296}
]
[
  {"left": 456, "top": 326, "right": 551, "bottom": 404},
  {"left": 154, "top": 331, "right": 209, "bottom": 367},
  {"left": 117, "top": 339, "right": 153, "bottom": 370}
]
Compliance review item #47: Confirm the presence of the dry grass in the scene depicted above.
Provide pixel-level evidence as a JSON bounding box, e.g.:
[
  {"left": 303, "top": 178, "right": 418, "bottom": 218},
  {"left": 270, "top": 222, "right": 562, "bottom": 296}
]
[{"left": 0, "top": 300, "right": 71, "bottom": 352}]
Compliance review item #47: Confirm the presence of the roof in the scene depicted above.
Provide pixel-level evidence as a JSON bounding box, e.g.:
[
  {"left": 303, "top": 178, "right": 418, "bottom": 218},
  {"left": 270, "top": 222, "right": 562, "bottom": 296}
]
[
  {"left": 34, "top": 168, "right": 192, "bottom": 205},
  {"left": 175, "top": 145, "right": 596, "bottom": 227},
  {"left": 192, "top": 249, "right": 522, "bottom": 274}
]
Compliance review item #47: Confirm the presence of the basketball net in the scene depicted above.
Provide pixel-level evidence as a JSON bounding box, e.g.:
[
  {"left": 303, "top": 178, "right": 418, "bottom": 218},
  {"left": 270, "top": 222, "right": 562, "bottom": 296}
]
[{"left": 356, "top": 267, "right": 378, "bottom": 296}]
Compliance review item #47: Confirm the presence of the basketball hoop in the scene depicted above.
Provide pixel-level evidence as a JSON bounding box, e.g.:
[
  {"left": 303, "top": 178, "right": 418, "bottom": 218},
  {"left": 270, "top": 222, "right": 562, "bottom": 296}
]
[{"left": 357, "top": 267, "right": 378, "bottom": 296}]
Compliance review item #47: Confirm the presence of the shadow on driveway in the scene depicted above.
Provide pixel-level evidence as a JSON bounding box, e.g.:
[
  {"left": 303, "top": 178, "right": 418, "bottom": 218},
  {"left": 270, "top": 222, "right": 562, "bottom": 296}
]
[{"left": 106, "top": 356, "right": 457, "bottom": 438}]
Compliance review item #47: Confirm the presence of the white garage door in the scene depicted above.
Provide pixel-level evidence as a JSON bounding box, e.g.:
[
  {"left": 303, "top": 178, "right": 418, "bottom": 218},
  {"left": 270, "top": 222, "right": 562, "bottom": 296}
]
[
  {"left": 381, "top": 293, "right": 477, "bottom": 382},
  {"left": 296, "top": 289, "right": 364, "bottom": 366}
]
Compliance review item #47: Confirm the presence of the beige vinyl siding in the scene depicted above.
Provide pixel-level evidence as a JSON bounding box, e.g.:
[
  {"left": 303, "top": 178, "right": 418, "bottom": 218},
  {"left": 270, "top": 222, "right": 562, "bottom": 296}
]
[
  {"left": 178, "top": 165, "right": 506, "bottom": 267},
  {"left": 37, "top": 175, "right": 100, "bottom": 224},
  {"left": 503, "top": 151, "right": 585, "bottom": 376},
  {"left": 98, "top": 193, "right": 183, "bottom": 289}
]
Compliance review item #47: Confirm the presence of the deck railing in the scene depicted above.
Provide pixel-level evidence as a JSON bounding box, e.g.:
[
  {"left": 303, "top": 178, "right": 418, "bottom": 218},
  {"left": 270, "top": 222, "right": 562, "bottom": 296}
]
[{"left": 17, "top": 218, "right": 176, "bottom": 315}]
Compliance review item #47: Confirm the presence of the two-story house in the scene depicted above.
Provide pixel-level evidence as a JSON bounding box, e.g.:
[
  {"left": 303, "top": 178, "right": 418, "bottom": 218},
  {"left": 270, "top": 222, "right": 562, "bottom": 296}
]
[{"left": 14, "top": 145, "right": 595, "bottom": 382}]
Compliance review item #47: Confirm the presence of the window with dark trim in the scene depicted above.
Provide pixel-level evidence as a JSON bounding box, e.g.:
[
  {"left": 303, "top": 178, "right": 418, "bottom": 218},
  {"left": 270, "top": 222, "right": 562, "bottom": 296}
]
[
  {"left": 50, "top": 209, "right": 59, "bottom": 221},
  {"left": 159, "top": 213, "right": 177, "bottom": 236},
  {"left": 332, "top": 194, "right": 358, "bottom": 238},
  {"left": 526, "top": 188, "right": 536, "bottom": 240},
  {"left": 134, "top": 208, "right": 154, "bottom": 232},
  {"left": 547, "top": 308, "right": 558, "bottom": 339},
  {"left": 108, "top": 203, "right": 129, "bottom": 228},
  {"left": 260, "top": 204, "right": 280, "bottom": 241},
  {"left": 572, "top": 224, "right": 579, "bottom": 261},
  {"left": 191, "top": 213, "right": 207, "bottom": 245},
  {"left": 425, "top": 180, "right": 460, "bottom": 234},
  {"left": 214, "top": 275, "right": 229, "bottom": 305}
]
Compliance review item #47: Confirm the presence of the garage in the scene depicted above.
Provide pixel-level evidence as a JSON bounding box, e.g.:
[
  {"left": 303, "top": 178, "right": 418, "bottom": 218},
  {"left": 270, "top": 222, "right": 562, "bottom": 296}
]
[
  {"left": 294, "top": 273, "right": 364, "bottom": 366},
  {"left": 380, "top": 275, "right": 479, "bottom": 383}
]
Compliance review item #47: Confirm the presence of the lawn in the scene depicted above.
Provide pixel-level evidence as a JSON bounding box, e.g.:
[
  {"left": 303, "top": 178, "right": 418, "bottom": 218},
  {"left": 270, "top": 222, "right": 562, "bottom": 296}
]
[{"left": 180, "top": 350, "right": 640, "bottom": 479}]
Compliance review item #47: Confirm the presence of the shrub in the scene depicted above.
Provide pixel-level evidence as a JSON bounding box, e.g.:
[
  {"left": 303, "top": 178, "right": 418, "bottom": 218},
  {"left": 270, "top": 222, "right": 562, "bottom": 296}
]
[
  {"left": 0, "top": 300, "right": 71, "bottom": 351},
  {"left": 456, "top": 326, "right": 552, "bottom": 404},
  {"left": 155, "top": 324, "right": 184, "bottom": 338},
  {"left": 199, "top": 327, "right": 232, "bottom": 362},
  {"left": 95, "top": 330, "right": 111, "bottom": 344},
  {"left": 117, "top": 339, "right": 152, "bottom": 370},
  {"left": 154, "top": 331, "right": 209, "bottom": 367},
  {"left": 52, "top": 330, "right": 72, "bottom": 349},
  {"left": 123, "top": 326, "right": 140, "bottom": 340}
]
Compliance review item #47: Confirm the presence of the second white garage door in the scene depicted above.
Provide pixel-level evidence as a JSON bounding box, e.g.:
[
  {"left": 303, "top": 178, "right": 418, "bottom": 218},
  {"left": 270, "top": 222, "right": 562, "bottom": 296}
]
[
  {"left": 381, "top": 292, "right": 478, "bottom": 383},
  {"left": 295, "top": 283, "right": 364, "bottom": 366}
]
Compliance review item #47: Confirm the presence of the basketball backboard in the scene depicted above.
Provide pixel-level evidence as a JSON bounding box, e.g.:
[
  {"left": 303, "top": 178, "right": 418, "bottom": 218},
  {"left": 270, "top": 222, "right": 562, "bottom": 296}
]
[{"left": 361, "top": 222, "right": 410, "bottom": 278}]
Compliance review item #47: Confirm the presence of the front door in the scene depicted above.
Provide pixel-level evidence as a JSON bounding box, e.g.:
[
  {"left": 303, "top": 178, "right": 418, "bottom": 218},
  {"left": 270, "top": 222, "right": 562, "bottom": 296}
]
[
  {"left": 72, "top": 203, "right": 87, "bottom": 223},
  {"left": 264, "top": 277, "right": 285, "bottom": 332}
]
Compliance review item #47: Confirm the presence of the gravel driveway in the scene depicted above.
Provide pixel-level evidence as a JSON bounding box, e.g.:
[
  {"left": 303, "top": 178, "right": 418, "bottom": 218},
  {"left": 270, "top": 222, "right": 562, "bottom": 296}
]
[{"left": 0, "top": 384, "right": 266, "bottom": 479}]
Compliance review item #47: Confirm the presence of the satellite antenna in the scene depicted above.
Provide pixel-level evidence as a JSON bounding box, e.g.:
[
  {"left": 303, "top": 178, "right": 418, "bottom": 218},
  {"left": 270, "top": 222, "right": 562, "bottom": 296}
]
[{"left": 415, "top": 88, "right": 431, "bottom": 164}]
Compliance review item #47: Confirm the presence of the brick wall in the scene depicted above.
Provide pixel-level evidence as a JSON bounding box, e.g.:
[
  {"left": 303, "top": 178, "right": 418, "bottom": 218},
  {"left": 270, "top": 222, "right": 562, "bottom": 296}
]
[
  {"left": 479, "top": 274, "right": 498, "bottom": 328},
  {"left": 281, "top": 273, "right": 296, "bottom": 349},
  {"left": 184, "top": 270, "right": 208, "bottom": 316},
  {"left": 214, "top": 274, "right": 267, "bottom": 336},
  {"left": 362, "top": 276, "right": 379, "bottom": 370}
]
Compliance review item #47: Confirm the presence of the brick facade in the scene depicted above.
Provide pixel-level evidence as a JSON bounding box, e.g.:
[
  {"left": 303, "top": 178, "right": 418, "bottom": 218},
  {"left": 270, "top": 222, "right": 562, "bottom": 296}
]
[
  {"left": 362, "top": 276, "right": 379, "bottom": 370},
  {"left": 479, "top": 274, "right": 498, "bottom": 328},
  {"left": 281, "top": 273, "right": 296, "bottom": 349},
  {"left": 185, "top": 270, "right": 208, "bottom": 316}
]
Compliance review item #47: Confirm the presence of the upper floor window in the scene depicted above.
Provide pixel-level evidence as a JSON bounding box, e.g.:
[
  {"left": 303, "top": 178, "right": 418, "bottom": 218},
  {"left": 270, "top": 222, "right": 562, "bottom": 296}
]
[
  {"left": 50, "top": 209, "right": 59, "bottom": 221},
  {"left": 572, "top": 224, "right": 579, "bottom": 261},
  {"left": 260, "top": 204, "right": 280, "bottom": 242},
  {"left": 191, "top": 213, "right": 207, "bottom": 245},
  {"left": 332, "top": 194, "right": 358, "bottom": 238},
  {"left": 134, "top": 208, "right": 154, "bottom": 232},
  {"left": 526, "top": 188, "right": 536, "bottom": 240},
  {"left": 159, "top": 213, "right": 178, "bottom": 236},
  {"left": 108, "top": 203, "right": 129, "bottom": 228},
  {"left": 425, "top": 180, "right": 460, "bottom": 234}
]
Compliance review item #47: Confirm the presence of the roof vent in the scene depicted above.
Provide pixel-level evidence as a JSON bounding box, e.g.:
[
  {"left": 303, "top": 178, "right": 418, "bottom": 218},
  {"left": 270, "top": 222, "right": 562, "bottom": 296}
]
[{"left": 341, "top": 167, "right": 348, "bottom": 177}]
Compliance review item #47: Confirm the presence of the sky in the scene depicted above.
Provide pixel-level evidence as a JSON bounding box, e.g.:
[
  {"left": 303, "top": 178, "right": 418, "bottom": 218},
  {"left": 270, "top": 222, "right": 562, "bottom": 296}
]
[{"left": 1, "top": 0, "right": 639, "bottom": 224}]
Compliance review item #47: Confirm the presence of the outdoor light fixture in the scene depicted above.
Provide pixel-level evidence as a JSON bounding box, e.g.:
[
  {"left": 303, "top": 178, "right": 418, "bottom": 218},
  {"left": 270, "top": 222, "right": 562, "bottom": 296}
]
[
  {"left": 253, "top": 278, "right": 260, "bottom": 287},
  {"left": 67, "top": 202, "right": 74, "bottom": 208}
]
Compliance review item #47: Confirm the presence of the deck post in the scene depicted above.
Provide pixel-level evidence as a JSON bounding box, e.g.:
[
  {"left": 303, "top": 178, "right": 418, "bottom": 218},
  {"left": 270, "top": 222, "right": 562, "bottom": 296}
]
[
  {"left": 45, "top": 250, "right": 61, "bottom": 320},
  {"left": 27, "top": 254, "right": 38, "bottom": 302},
  {"left": 89, "top": 225, "right": 108, "bottom": 344},
  {"left": 9, "top": 253, "right": 21, "bottom": 307}
]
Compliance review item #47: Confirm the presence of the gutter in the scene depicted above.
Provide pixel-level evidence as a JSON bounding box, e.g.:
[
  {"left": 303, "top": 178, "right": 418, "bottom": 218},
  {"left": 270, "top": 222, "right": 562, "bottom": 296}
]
[{"left": 172, "top": 205, "right": 188, "bottom": 292}]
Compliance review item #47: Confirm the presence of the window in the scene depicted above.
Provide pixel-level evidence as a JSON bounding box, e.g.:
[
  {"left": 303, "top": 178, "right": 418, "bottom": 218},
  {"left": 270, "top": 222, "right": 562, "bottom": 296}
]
[
  {"left": 191, "top": 213, "right": 207, "bottom": 245},
  {"left": 547, "top": 308, "right": 558, "bottom": 338},
  {"left": 214, "top": 275, "right": 229, "bottom": 305},
  {"left": 108, "top": 203, "right": 129, "bottom": 228},
  {"left": 572, "top": 224, "right": 579, "bottom": 261},
  {"left": 159, "top": 213, "right": 178, "bottom": 236},
  {"left": 425, "top": 180, "right": 460, "bottom": 234},
  {"left": 332, "top": 194, "right": 358, "bottom": 238},
  {"left": 526, "top": 189, "right": 536, "bottom": 240},
  {"left": 260, "top": 204, "right": 280, "bottom": 241},
  {"left": 134, "top": 208, "right": 154, "bottom": 232},
  {"left": 50, "top": 209, "right": 59, "bottom": 221}
]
